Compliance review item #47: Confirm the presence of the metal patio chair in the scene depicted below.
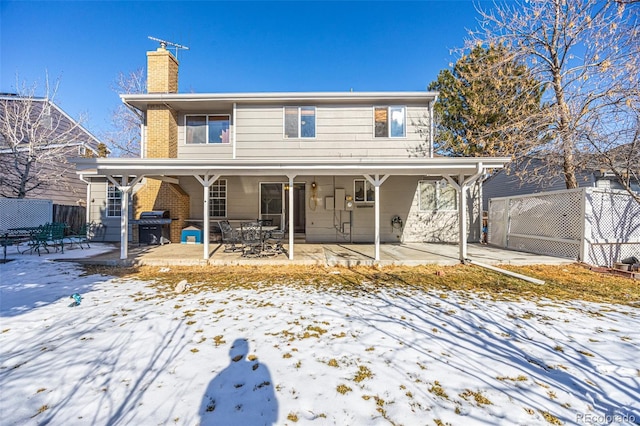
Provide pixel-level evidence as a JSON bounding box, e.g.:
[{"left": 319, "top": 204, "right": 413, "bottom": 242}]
[
  {"left": 25, "top": 225, "right": 51, "bottom": 256},
  {"left": 262, "top": 224, "right": 285, "bottom": 256},
  {"left": 219, "top": 220, "right": 242, "bottom": 252},
  {"left": 240, "top": 221, "right": 263, "bottom": 257},
  {"left": 67, "top": 222, "right": 91, "bottom": 249}
]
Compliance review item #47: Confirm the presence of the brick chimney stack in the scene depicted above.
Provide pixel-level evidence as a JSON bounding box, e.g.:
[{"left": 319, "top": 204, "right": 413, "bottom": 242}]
[
  {"left": 135, "top": 45, "right": 190, "bottom": 243},
  {"left": 146, "top": 46, "right": 179, "bottom": 94},
  {"left": 145, "top": 46, "right": 178, "bottom": 158}
]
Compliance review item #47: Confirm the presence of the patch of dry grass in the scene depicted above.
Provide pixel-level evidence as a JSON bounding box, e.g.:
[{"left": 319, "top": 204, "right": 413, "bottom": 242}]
[{"left": 82, "top": 263, "right": 640, "bottom": 306}]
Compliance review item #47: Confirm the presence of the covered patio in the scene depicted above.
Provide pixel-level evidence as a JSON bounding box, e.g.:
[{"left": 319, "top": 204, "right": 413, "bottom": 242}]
[{"left": 74, "top": 157, "right": 511, "bottom": 264}]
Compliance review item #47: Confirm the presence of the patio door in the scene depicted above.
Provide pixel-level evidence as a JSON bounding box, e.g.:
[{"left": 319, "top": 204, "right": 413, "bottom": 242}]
[
  {"left": 259, "top": 182, "right": 306, "bottom": 233},
  {"left": 260, "top": 183, "right": 284, "bottom": 228}
]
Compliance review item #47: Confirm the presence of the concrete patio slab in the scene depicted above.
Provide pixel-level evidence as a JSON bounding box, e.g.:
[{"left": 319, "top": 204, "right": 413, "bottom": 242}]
[{"left": 70, "top": 241, "right": 574, "bottom": 267}]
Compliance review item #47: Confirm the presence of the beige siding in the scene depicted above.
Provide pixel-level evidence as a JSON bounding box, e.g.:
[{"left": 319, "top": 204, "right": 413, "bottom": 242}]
[
  {"left": 87, "top": 179, "right": 130, "bottom": 242},
  {"left": 90, "top": 173, "right": 478, "bottom": 244},
  {"left": 176, "top": 174, "right": 476, "bottom": 244},
  {"left": 174, "top": 103, "right": 430, "bottom": 160},
  {"left": 176, "top": 112, "right": 234, "bottom": 159},
  {"left": 235, "top": 104, "right": 428, "bottom": 158}
]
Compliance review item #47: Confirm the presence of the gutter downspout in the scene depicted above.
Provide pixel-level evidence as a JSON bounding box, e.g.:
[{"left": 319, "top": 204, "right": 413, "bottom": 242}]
[
  {"left": 120, "top": 96, "right": 145, "bottom": 158},
  {"left": 79, "top": 174, "right": 91, "bottom": 224},
  {"left": 429, "top": 96, "right": 437, "bottom": 159}
]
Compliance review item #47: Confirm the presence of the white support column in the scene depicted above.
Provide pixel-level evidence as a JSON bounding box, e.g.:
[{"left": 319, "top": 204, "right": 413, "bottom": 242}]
[
  {"left": 195, "top": 174, "right": 221, "bottom": 261},
  {"left": 458, "top": 173, "right": 468, "bottom": 261},
  {"left": 445, "top": 163, "right": 484, "bottom": 263},
  {"left": 364, "top": 174, "right": 389, "bottom": 262},
  {"left": 288, "top": 174, "right": 295, "bottom": 260},
  {"left": 107, "top": 174, "right": 144, "bottom": 260}
]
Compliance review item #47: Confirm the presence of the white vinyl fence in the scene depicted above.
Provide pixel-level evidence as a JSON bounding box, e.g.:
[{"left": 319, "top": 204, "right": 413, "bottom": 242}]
[
  {"left": 489, "top": 188, "right": 640, "bottom": 267},
  {"left": 0, "top": 198, "right": 53, "bottom": 231}
]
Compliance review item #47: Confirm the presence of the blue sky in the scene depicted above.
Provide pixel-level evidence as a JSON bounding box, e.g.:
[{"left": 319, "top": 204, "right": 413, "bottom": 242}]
[{"left": 1, "top": 1, "right": 486, "bottom": 137}]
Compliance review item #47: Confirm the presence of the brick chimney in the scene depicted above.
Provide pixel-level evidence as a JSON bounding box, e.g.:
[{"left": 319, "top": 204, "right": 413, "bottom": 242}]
[
  {"left": 136, "top": 46, "right": 189, "bottom": 241},
  {"left": 147, "top": 46, "right": 179, "bottom": 93},
  {"left": 146, "top": 46, "right": 178, "bottom": 158}
]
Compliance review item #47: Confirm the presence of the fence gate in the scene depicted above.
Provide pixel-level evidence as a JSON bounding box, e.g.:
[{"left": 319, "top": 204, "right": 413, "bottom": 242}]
[{"left": 488, "top": 188, "right": 640, "bottom": 266}]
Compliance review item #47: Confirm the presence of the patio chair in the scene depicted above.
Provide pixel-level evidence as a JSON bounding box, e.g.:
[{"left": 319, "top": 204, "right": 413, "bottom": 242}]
[
  {"left": 50, "top": 222, "right": 67, "bottom": 253},
  {"left": 219, "top": 220, "right": 242, "bottom": 252},
  {"left": 67, "top": 223, "right": 91, "bottom": 249},
  {"left": 240, "top": 221, "right": 263, "bottom": 257},
  {"left": 263, "top": 224, "right": 285, "bottom": 255},
  {"left": 25, "top": 225, "right": 51, "bottom": 256},
  {"left": 258, "top": 218, "right": 273, "bottom": 227}
]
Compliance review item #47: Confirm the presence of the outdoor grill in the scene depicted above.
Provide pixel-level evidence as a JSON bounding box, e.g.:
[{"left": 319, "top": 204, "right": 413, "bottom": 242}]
[{"left": 136, "top": 210, "right": 172, "bottom": 245}]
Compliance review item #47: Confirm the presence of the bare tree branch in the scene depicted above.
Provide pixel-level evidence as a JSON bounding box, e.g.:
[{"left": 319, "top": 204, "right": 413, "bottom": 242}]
[
  {"left": 102, "top": 68, "right": 146, "bottom": 157},
  {"left": 0, "top": 76, "right": 91, "bottom": 198},
  {"left": 469, "top": 0, "right": 640, "bottom": 195}
]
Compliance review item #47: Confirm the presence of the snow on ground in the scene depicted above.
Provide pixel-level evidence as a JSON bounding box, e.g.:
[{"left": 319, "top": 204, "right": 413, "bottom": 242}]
[{"left": 1, "top": 245, "right": 639, "bottom": 425}]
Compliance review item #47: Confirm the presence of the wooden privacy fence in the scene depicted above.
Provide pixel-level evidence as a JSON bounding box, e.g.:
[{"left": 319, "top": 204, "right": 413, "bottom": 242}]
[{"left": 53, "top": 204, "right": 86, "bottom": 233}]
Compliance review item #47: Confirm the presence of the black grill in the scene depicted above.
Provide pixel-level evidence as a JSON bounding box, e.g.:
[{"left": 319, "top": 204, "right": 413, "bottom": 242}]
[{"left": 136, "top": 211, "right": 171, "bottom": 244}]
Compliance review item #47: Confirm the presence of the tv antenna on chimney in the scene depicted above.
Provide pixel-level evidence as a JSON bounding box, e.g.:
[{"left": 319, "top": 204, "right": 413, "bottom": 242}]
[{"left": 148, "top": 36, "right": 190, "bottom": 59}]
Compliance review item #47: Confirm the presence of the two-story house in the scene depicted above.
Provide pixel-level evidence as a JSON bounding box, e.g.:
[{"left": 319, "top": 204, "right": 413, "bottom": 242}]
[{"left": 74, "top": 45, "right": 510, "bottom": 262}]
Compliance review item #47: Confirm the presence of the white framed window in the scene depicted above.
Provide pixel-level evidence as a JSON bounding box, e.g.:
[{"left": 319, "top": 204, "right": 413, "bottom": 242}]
[
  {"left": 354, "top": 179, "right": 375, "bottom": 203},
  {"left": 107, "top": 183, "right": 122, "bottom": 217},
  {"left": 185, "top": 114, "right": 231, "bottom": 144},
  {"left": 418, "top": 180, "right": 457, "bottom": 211},
  {"left": 209, "top": 179, "right": 227, "bottom": 217},
  {"left": 284, "top": 106, "right": 316, "bottom": 138},
  {"left": 374, "top": 106, "right": 406, "bottom": 138}
]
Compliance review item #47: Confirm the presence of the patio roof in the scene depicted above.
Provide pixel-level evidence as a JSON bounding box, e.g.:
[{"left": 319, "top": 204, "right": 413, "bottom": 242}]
[
  {"left": 73, "top": 156, "right": 511, "bottom": 264},
  {"left": 73, "top": 156, "right": 511, "bottom": 178}
]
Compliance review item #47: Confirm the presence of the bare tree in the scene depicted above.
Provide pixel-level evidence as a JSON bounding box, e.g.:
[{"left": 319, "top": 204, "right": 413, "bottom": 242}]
[
  {"left": 0, "top": 76, "right": 91, "bottom": 199},
  {"left": 471, "top": 0, "right": 640, "bottom": 191},
  {"left": 102, "top": 68, "right": 145, "bottom": 157}
]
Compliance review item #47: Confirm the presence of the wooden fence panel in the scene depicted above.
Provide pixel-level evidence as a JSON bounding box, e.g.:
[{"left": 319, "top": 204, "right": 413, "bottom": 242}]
[{"left": 53, "top": 204, "right": 86, "bottom": 234}]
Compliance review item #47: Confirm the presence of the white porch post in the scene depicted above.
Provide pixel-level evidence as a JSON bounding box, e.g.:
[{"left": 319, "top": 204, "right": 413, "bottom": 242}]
[
  {"left": 195, "top": 174, "right": 220, "bottom": 261},
  {"left": 288, "top": 174, "right": 295, "bottom": 260},
  {"left": 364, "top": 174, "right": 389, "bottom": 262},
  {"left": 445, "top": 163, "right": 484, "bottom": 263},
  {"left": 458, "top": 173, "right": 468, "bottom": 261},
  {"left": 107, "top": 174, "right": 144, "bottom": 260}
]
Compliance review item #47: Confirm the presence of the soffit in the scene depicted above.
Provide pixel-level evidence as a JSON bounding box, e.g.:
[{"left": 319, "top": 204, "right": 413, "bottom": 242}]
[
  {"left": 121, "top": 92, "right": 438, "bottom": 112},
  {"left": 74, "top": 157, "right": 510, "bottom": 178}
]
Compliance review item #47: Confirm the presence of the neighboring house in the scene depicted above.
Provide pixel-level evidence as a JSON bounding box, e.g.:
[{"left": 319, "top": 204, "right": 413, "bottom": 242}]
[
  {"left": 0, "top": 94, "right": 106, "bottom": 206},
  {"left": 482, "top": 159, "right": 640, "bottom": 209},
  {"left": 74, "top": 45, "right": 511, "bottom": 261}
]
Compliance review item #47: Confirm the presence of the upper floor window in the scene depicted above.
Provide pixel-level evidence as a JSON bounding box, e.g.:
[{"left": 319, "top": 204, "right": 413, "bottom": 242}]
[
  {"left": 209, "top": 179, "right": 227, "bottom": 217},
  {"left": 374, "top": 106, "right": 406, "bottom": 138},
  {"left": 418, "top": 180, "right": 457, "bottom": 211},
  {"left": 354, "top": 179, "right": 375, "bottom": 203},
  {"left": 186, "top": 115, "right": 230, "bottom": 144},
  {"left": 284, "top": 107, "right": 316, "bottom": 138},
  {"left": 107, "top": 183, "right": 122, "bottom": 217}
]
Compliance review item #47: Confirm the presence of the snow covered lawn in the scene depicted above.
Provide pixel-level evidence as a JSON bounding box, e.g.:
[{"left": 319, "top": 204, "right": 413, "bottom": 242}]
[{"left": 1, "top": 247, "right": 639, "bottom": 425}]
